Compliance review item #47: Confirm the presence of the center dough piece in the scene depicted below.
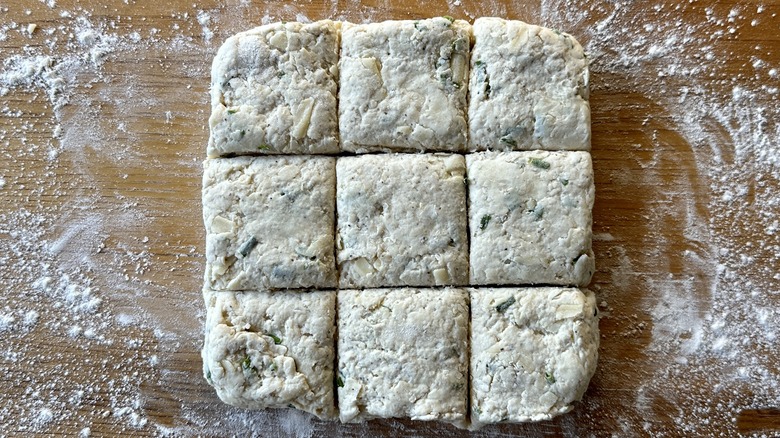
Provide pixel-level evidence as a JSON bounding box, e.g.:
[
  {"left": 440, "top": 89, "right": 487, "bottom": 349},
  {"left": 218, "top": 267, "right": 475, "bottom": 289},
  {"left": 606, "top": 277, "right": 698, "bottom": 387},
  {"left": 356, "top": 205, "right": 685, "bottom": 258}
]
[
  {"left": 337, "top": 288, "right": 469, "bottom": 426},
  {"left": 202, "top": 156, "right": 337, "bottom": 290},
  {"left": 336, "top": 153, "right": 469, "bottom": 288},
  {"left": 339, "top": 18, "right": 471, "bottom": 153}
]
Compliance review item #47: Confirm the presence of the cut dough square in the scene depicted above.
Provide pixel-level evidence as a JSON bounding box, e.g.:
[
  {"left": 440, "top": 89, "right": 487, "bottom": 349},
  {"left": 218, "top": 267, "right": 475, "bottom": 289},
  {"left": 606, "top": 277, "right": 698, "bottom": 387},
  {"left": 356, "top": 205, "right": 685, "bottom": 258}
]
[
  {"left": 336, "top": 153, "right": 469, "bottom": 288},
  {"left": 470, "top": 287, "right": 599, "bottom": 426},
  {"left": 467, "top": 151, "right": 595, "bottom": 286},
  {"left": 202, "top": 156, "right": 337, "bottom": 290},
  {"left": 337, "top": 288, "right": 469, "bottom": 426},
  {"left": 202, "top": 290, "right": 337, "bottom": 420},
  {"left": 339, "top": 18, "right": 471, "bottom": 153},
  {"left": 468, "top": 18, "right": 590, "bottom": 151},
  {"left": 208, "top": 21, "right": 340, "bottom": 157}
]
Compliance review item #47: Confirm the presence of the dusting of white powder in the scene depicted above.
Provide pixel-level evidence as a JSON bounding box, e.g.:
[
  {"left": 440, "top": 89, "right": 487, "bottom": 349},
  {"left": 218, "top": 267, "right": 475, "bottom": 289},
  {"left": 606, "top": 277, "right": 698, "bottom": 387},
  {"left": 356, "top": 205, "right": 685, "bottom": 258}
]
[{"left": 0, "top": 1, "right": 777, "bottom": 437}]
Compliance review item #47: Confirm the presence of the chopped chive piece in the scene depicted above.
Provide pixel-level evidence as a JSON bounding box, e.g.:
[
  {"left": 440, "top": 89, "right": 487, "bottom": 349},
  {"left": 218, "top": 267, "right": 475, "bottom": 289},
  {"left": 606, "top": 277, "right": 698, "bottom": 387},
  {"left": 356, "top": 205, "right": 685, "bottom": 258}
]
[
  {"left": 545, "top": 371, "right": 556, "bottom": 384},
  {"left": 206, "top": 369, "right": 212, "bottom": 383},
  {"left": 239, "top": 130, "right": 245, "bottom": 138},
  {"left": 495, "top": 296, "right": 515, "bottom": 313},
  {"left": 237, "top": 236, "right": 258, "bottom": 257},
  {"left": 561, "top": 178, "right": 569, "bottom": 186},
  {"left": 227, "top": 109, "right": 237, "bottom": 114},
  {"left": 443, "top": 15, "right": 454, "bottom": 22},
  {"left": 241, "top": 355, "right": 252, "bottom": 370},
  {"left": 529, "top": 157, "right": 551, "bottom": 169},
  {"left": 480, "top": 214, "right": 491, "bottom": 231},
  {"left": 336, "top": 374, "right": 344, "bottom": 388},
  {"left": 270, "top": 362, "right": 278, "bottom": 372},
  {"left": 499, "top": 136, "right": 517, "bottom": 147},
  {"left": 414, "top": 20, "right": 421, "bottom": 30},
  {"left": 276, "top": 70, "right": 285, "bottom": 78},
  {"left": 266, "top": 333, "right": 282, "bottom": 345},
  {"left": 257, "top": 144, "right": 270, "bottom": 150},
  {"left": 475, "top": 60, "right": 484, "bottom": 66}
]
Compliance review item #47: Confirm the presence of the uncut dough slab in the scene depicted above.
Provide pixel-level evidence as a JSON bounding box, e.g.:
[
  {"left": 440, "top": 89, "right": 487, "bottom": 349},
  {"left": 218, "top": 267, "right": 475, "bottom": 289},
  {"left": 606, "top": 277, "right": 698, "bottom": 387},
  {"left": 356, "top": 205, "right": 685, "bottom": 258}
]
[
  {"left": 336, "top": 153, "right": 469, "bottom": 288},
  {"left": 470, "top": 287, "right": 599, "bottom": 426},
  {"left": 339, "top": 18, "right": 470, "bottom": 153},
  {"left": 337, "top": 288, "right": 469, "bottom": 426},
  {"left": 202, "top": 290, "right": 337, "bottom": 420},
  {"left": 202, "top": 156, "right": 337, "bottom": 290},
  {"left": 468, "top": 18, "right": 590, "bottom": 151},
  {"left": 208, "top": 21, "right": 340, "bottom": 157},
  {"left": 467, "top": 151, "right": 595, "bottom": 286}
]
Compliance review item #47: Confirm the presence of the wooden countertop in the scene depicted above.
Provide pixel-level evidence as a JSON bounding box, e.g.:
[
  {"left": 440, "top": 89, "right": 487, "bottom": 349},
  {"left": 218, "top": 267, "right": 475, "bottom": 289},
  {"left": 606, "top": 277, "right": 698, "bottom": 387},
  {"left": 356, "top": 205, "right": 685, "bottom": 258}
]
[{"left": 1, "top": 0, "right": 778, "bottom": 436}]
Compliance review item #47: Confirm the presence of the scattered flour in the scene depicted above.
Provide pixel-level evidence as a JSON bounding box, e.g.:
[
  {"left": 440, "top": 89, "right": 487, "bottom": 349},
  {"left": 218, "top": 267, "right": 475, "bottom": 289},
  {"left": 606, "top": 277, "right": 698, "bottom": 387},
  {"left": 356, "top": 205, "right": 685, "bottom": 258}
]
[{"left": 0, "top": 1, "right": 777, "bottom": 437}]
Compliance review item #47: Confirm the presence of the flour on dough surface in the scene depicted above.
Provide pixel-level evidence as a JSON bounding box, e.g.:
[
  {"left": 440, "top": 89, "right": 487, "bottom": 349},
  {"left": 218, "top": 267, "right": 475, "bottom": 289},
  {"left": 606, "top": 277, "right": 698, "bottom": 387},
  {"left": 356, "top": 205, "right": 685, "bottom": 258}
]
[
  {"left": 202, "top": 156, "right": 337, "bottom": 290},
  {"left": 202, "top": 290, "right": 337, "bottom": 420},
  {"left": 208, "top": 21, "right": 340, "bottom": 157},
  {"left": 339, "top": 18, "right": 470, "bottom": 153},
  {"left": 468, "top": 18, "right": 590, "bottom": 151},
  {"left": 470, "top": 287, "right": 599, "bottom": 426}
]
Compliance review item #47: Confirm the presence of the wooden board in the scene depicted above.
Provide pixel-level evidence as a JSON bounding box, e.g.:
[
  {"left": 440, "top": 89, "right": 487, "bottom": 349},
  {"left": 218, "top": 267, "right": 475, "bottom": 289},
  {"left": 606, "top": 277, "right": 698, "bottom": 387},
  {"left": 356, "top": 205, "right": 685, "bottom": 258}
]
[{"left": 1, "top": 0, "right": 779, "bottom": 436}]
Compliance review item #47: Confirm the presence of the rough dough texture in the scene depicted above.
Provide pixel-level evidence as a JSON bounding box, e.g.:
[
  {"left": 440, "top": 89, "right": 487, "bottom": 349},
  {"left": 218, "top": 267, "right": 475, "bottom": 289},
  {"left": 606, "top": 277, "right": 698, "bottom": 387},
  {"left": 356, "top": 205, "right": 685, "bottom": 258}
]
[
  {"left": 468, "top": 18, "right": 590, "bottom": 151},
  {"left": 336, "top": 153, "right": 469, "bottom": 288},
  {"left": 201, "top": 290, "right": 337, "bottom": 420},
  {"left": 202, "top": 156, "right": 337, "bottom": 290},
  {"left": 208, "top": 21, "right": 340, "bottom": 157},
  {"left": 337, "top": 288, "right": 469, "bottom": 426},
  {"left": 339, "top": 18, "right": 471, "bottom": 153},
  {"left": 467, "top": 151, "right": 595, "bottom": 286},
  {"left": 470, "top": 287, "right": 599, "bottom": 426}
]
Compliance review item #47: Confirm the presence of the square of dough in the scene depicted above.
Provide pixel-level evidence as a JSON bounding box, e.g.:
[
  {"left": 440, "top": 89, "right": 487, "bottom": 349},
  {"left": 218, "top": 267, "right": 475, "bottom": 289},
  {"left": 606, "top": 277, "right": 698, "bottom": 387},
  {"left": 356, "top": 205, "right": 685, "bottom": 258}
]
[
  {"left": 202, "top": 156, "right": 337, "bottom": 290},
  {"left": 470, "top": 287, "right": 599, "bottom": 426},
  {"left": 336, "top": 153, "right": 469, "bottom": 288},
  {"left": 337, "top": 288, "right": 469, "bottom": 426},
  {"left": 468, "top": 18, "right": 590, "bottom": 151},
  {"left": 339, "top": 18, "right": 471, "bottom": 153},
  {"left": 202, "top": 290, "right": 337, "bottom": 420},
  {"left": 467, "top": 151, "right": 595, "bottom": 286},
  {"left": 208, "top": 21, "right": 340, "bottom": 158}
]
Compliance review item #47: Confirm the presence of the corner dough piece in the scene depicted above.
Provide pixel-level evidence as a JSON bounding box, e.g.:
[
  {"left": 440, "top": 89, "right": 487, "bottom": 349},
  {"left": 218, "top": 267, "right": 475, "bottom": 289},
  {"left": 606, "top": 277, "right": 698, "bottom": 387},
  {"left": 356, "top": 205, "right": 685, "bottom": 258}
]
[
  {"left": 468, "top": 18, "right": 590, "bottom": 151},
  {"left": 208, "top": 21, "right": 340, "bottom": 157},
  {"left": 470, "top": 287, "right": 599, "bottom": 426},
  {"left": 202, "top": 290, "right": 337, "bottom": 420},
  {"left": 339, "top": 18, "right": 471, "bottom": 153},
  {"left": 336, "top": 154, "right": 469, "bottom": 288},
  {"left": 467, "top": 151, "right": 594, "bottom": 286},
  {"left": 202, "top": 156, "right": 337, "bottom": 290},
  {"left": 337, "top": 288, "right": 469, "bottom": 426}
]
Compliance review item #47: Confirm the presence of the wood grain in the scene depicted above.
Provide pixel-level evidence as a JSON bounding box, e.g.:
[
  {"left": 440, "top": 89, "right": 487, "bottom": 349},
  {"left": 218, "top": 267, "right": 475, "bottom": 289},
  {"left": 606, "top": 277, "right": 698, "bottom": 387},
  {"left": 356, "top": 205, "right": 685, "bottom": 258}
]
[{"left": 1, "top": 0, "right": 778, "bottom": 436}]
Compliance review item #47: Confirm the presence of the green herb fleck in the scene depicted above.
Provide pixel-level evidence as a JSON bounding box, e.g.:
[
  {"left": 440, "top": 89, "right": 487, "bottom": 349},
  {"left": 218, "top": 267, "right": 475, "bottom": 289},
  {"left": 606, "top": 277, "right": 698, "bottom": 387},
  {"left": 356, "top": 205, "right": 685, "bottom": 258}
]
[
  {"left": 499, "top": 136, "right": 517, "bottom": 147},
  {"left": 227, "top": 109, "right": 237, "bottom": 115},
  {"left": 270, "top": 362, "right": 278, "bottom": 372},
  {"left": 495, "top": 296, "right": 516, "bottom": 313},
  {"left": 545, "top": 371, "right": 556, "bottom": 384},
  {"left": 206, "top": 369, "right": 212, "bottom": 383},
  {"left": 561, "top": 178, "right": 569, "bottom": 186},
  {"left": 336, "top": 374, "right": 345, "bottom": 388},
  {"left": 414, "top": 20, "right": 421, "bottom": 31},
  {"left": 277, "top": 70, "right": 285, "bottom": 78},
  {"left": 241, "top": 355, "right": 253, "bottom": 371},
  {"left": 239, "top": 130, "right": 246, "bottom": 139},
  {"left": 480, "top": 214, "right": 491, "bottom": 231},
  {"left": 475, "top": 60, "right": 484, "bottom": 67},
  {"left": 237, "top": 236, "right": 258, "bottom": 257},
  {"left": 443, "top": 15, "right": 454, "bottom": 23},
  {"left": 266, "top": 333, "right": 282, "bottom": 345},
  {"left": 257, "top": 144, "right": 270, "bottom": 151},
  {"left": 529, "top": 157, "right": 551, "bottom": 169}
]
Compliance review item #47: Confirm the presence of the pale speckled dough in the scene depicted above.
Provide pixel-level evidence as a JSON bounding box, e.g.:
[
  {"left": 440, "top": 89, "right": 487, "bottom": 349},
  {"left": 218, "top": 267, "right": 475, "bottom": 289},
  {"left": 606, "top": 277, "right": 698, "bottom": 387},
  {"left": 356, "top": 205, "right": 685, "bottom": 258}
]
[
  {"left": 470, "top": 287, "right": 599, "bottom": 427},
  {"left": 467, "top": 151, "right": 595, "bottom": 286},
  {"left": 208, "top": 21, "right": 340, "bottom": 157},
  {"left": 468, "top": 18, "right": 590, "bottom": 151},
  {"left": 201, "top": 290, "right": 337, "bottom": 420},
  {"left": 202, "top": 156, "right": 337, "bottom": 290},
  {"left": 337, "top": 288, "right": 469, "bottom": 426},
  {"left": 339, "top": 18, "right": 471, "bottom": 153},
  {"left": 336, "top": 154, "right": 469, "bottom": 288}
]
